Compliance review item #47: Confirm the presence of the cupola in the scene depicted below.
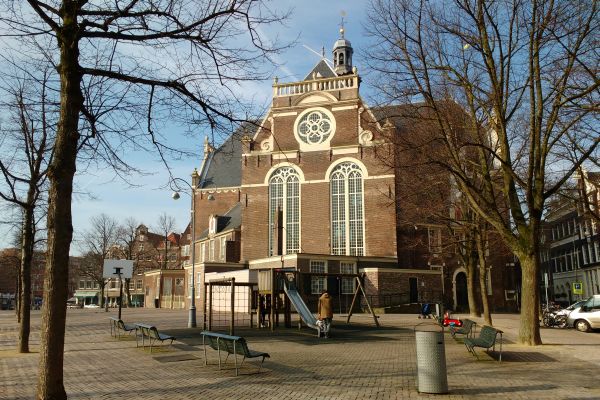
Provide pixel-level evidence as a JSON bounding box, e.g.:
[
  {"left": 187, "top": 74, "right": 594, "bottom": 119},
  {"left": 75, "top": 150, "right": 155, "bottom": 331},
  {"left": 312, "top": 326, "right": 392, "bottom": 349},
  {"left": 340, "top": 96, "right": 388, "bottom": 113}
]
[{"left": 333, "top": 26, "right": 353, "bottom": 75}]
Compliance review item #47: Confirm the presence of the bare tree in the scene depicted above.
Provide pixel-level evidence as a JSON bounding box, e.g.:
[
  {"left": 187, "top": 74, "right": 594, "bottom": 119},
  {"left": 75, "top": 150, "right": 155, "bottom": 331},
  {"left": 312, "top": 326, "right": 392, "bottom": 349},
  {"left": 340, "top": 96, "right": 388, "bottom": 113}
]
[
  {"left": 0, "top": 2, "right": 289, "bottom": 397},
  {"left": 155, "top": 213, "right": 177, "bottom": 270},
  {"left": 0, "top": 66, "right": 54, "bottom": 353},
  {"left": 78, "top": 214, "right": 119, "bottom": 308},
  {"left": 366, "top": 0, "right": 599, "bottom": 345},
  {"left": 116, "top": 217, "right": 139, "bottom": 306}
]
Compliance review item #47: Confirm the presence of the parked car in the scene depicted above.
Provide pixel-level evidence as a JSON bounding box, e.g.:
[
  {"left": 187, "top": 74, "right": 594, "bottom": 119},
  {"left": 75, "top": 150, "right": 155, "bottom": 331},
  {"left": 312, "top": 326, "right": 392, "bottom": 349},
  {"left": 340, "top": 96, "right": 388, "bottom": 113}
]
[
  {"left": 566, "top": 295, "right": 600, "bottom": 332},
  {"left": 84, "top": 303, "right": 100, "bottom": 309}
]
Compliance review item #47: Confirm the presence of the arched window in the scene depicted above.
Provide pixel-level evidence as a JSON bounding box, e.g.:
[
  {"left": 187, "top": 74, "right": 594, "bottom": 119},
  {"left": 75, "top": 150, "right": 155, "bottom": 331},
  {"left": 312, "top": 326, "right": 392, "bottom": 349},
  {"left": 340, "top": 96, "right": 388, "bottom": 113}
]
[
  {"left": 338, "top": 52, "right": 345, "bottom": 65},
  {"left": 330, "top": 162, "right": 364, "bottom": 256},
  {"left": 269, "top": 167, "right": 300, "bottom": 256}
]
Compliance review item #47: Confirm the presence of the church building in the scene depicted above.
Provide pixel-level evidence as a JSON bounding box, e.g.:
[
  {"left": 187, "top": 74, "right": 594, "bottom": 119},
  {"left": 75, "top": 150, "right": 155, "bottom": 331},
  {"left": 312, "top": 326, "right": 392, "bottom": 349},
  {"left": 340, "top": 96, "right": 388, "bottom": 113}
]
[{"left": 184, "top": 28, "right": 519, "bottom": 316}]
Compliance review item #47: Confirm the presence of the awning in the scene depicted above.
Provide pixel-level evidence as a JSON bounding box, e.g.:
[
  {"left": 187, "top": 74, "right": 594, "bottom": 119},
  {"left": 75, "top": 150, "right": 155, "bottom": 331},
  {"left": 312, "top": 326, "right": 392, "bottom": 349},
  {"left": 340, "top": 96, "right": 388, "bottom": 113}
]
[{"left": 74, "top": 290, "right": 100, "bottom": 297}]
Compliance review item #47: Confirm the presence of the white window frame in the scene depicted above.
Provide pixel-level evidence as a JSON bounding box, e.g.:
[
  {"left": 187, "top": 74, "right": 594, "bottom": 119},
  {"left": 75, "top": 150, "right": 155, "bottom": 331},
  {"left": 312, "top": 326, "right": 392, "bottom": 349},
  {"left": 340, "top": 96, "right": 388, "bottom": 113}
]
[
  {"left": 268, "top": 166, "right": 301, "bottom": 256},
  {"left": 220, "top": 236, "right": 226, "bottom": 260},
  {"left": 310, "top": 260, "right": 327, "bottom": 294},
  {"left": 209, "top": 240, "right": 215, "bottom": 261},
  {"left": 340, "top": 262, "right": 357, "bottom": 294},
  {"left": 330, "top": 161, "right": 365, "bottom": 256}
]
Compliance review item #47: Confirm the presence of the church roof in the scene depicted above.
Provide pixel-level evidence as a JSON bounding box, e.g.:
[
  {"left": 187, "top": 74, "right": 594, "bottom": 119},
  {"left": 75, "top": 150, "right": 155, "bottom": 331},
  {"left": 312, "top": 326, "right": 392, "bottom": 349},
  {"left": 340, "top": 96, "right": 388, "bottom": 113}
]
[
  {"left": 200, "top": 123, "right": 257, "bottom": 189},
  {"left": 303, "top": 59, "right": 337, "bottom": 81}
]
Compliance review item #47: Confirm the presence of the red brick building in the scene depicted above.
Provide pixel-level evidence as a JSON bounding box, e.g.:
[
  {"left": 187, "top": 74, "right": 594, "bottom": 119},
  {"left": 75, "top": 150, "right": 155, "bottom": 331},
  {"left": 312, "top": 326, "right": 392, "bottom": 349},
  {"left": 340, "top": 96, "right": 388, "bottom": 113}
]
[{"left": 184, "top": 29, "right": 517, "bottom": 315}]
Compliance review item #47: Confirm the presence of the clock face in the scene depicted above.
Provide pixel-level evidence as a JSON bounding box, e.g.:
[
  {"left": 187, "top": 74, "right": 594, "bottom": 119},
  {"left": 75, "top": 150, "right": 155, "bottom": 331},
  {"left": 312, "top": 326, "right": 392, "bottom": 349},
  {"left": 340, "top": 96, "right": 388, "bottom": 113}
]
[{"left": 294, "top": 108, "right": 336, "bottom": 149}]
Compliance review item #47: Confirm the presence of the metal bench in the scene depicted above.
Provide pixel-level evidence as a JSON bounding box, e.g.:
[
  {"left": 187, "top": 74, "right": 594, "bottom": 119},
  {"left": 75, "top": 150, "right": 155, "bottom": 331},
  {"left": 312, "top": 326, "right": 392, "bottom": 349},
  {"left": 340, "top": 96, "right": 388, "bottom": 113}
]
[
  {"left": 135, "top": 323, "right": 175, "bottom": 353},
  {"left": 109, "top": 317, "right": 136, "bottom": 339},
  {"left": 463, "top": 325, "right": 503, "bottom": 361},
  {"left": 201, "top": 331, "right": 270, "bottom": 376},
  {"left": 450, "top": 318, "right": 476, "bottom": 339}
]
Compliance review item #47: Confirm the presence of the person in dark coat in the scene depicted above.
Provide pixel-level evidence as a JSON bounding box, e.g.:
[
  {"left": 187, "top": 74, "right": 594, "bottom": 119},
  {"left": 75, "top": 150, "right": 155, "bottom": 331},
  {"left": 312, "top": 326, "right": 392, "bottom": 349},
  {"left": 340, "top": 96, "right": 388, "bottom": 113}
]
[{"left": 318, "top": 289, "right": 334, "bottom": 338}]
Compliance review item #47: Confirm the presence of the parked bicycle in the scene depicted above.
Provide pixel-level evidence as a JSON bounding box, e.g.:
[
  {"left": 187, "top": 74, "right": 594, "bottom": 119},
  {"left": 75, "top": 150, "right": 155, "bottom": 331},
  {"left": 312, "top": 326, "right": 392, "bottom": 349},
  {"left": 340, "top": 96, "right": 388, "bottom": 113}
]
[{"left": 541, "top": 303, "right": 567, "bottom": 328}]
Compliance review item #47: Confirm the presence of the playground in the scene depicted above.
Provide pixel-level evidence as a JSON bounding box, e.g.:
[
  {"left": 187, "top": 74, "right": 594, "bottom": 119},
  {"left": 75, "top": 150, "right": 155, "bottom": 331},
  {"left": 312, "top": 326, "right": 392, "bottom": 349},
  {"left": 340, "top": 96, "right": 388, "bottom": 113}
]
[{"left": 2, "top": 308, "right": 600, "bottom": 399}]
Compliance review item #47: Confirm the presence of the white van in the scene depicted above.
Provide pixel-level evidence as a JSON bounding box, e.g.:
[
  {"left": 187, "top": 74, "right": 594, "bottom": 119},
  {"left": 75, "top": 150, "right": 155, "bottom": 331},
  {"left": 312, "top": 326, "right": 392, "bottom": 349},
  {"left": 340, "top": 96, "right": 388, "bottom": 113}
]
[{"left": 566, "top": 294, "right": 600, "bottom": 332}]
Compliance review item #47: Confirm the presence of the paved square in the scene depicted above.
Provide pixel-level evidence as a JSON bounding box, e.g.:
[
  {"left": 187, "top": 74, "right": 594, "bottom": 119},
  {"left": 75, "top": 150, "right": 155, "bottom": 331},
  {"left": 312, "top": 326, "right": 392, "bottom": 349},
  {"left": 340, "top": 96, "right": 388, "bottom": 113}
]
[{"left": 2, "top": 309, "right": 600, "bottom": 399}]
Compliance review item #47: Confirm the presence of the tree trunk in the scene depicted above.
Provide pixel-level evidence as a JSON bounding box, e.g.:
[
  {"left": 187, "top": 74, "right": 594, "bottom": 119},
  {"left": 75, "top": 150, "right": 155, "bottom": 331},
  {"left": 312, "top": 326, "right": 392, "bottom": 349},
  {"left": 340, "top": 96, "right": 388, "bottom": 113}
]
[
  {"left": 476, "top": 233, "right": 492, "bottom": 326},
  {"left": 466, "top": 255, "right": 480, "bottom": 318},
  {"left": 99, "top": 282, "right": 105, "bottom": 308},
  {"left": 517, "top": 251, "right": 542, "bottom": 345},
  {"left": 15, "top": 269, "right": 20, "bottom": 322},
  {"left": 18, "top": 206, "right": 35, "bottom": 353},
  {"left": 36, "top": 4, "right": 83, "bottom": 398}
]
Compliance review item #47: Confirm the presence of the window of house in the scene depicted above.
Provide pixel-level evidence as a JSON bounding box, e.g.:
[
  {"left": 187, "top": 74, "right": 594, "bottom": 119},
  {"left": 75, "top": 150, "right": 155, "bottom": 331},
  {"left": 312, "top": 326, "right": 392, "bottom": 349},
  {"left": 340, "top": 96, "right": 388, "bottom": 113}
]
[
  {"left": 175, "top": 278, "right": 184, "bottom": 287},
  {"left": 330, "top": 162, "right": 364, "bottom": 256},
  {"left": 110, "top": 280, "right": 116, "bottom": 289},
  {"left": 201, "top": 242, "right": 206, "bottom": 262},
  {"left": 268, "top": 166, "right": 300, "bottom": 256},
  {"left": 86, "top": 280, "right": 92, "bottom": 289},
  {"left": 136, "top": 279, "right": 143, "bottom": 290},
  {"left": 209, "top": 240, "right": 215, "bottom": 261},
  {"left": 129, "top": 281, "right": 135, "bottom": 289},
  {"left": 310, "top": 260, "right": 327, "bottom": 294},
  {"left": 220, "top": 237, "right": 226, "bottom": 260},
  {"left": 79, "top": 280, "right": 85, "bottom": 289},
  {"left": 94, "top": 282, "right": 99, "bottom": 289},
  {"left": 428, "top": 228, "right": 442, "bottom": 254},
  {"left": 340, "top": 262, "right": 356, "bottom": 294}
]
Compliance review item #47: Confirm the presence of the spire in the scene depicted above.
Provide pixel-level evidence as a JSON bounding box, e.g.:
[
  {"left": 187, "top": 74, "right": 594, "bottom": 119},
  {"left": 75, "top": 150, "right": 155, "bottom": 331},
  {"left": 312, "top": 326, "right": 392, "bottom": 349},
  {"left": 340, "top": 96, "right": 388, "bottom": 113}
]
[{"left": 333, "top": 19, "right": 353, "bottom": 76}]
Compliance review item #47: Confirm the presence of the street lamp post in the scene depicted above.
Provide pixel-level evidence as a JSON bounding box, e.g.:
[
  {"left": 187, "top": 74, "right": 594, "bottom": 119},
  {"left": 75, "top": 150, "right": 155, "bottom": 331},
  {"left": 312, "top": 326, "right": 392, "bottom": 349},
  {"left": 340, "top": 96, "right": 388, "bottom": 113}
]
[{"left": 172, "top": 169, "right": 214, "bottom": 328}]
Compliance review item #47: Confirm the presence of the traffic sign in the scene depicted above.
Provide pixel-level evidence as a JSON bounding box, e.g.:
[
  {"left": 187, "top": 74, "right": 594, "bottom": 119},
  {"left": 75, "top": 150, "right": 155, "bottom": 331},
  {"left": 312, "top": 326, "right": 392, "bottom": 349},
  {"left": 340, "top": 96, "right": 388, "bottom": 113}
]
[{"left": 573, "top": 282, "right": 583, "bottom": 295}]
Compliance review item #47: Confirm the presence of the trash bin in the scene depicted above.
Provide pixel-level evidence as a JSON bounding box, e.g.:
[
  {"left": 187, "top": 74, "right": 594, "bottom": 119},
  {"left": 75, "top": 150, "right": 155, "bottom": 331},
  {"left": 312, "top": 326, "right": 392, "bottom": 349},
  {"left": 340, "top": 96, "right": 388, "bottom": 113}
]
[{"left": 415, "top": 330, "right": 448, "bottom": 394}]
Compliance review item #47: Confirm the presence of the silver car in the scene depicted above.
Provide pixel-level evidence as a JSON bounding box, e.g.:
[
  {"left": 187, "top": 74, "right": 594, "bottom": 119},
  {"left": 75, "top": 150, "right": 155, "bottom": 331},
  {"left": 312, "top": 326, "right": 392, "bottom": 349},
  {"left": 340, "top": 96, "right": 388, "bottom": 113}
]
[{"left": 567, "top": 295, "right": 600, "bottom": 332}]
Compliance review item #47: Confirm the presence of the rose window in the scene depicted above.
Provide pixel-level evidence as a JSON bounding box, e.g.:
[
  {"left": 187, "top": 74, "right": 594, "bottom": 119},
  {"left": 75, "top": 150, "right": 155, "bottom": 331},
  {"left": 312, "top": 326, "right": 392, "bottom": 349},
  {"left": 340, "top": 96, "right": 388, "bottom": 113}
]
[{"left": 297, "top": 111, "right": 333, "bottom": 144}]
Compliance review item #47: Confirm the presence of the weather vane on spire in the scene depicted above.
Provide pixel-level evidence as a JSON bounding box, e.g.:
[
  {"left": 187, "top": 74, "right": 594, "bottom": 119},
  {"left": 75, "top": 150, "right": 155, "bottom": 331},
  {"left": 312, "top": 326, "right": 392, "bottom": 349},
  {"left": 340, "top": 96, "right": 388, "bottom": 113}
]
[{"left": 339, "top": 10, "right": 347, "bottom": 38}]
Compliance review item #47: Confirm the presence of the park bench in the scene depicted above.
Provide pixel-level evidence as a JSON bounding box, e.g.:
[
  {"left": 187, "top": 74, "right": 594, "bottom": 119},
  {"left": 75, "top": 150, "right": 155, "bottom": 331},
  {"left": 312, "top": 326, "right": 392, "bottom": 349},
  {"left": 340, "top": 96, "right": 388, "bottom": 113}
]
[
  {"left": 109, "top": 317, "right": 136, "bottom": 339},
  {"left": 201, "top": 331, "right": 270, "bottom": 376},
  {"left": 463, "top": 325, "right": 503, "bottom": 361},
  {"left": 450, "top": 318, "right": 476, "bottom": 339},
  {"left": 135, "top": 323, "right": 175, "bottom": 353}
]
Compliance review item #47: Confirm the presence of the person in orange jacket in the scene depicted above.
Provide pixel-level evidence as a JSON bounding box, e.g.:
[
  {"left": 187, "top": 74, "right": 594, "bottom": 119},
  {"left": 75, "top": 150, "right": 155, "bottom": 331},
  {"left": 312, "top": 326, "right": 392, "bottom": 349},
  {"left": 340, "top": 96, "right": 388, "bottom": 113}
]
[{"left": 318, "top": 289, "right": 334, "bottom": 338}]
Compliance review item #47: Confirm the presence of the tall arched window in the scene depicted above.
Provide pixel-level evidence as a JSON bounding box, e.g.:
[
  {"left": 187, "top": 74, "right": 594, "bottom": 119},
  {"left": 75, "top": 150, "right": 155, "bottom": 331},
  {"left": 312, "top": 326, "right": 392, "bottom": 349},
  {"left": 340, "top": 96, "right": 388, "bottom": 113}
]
[
  {"left": 330, "top": 161, "right": 364, "bottom": 256},
  {"left": 269, "top": 167, "right": 300, "bottom": 256}
]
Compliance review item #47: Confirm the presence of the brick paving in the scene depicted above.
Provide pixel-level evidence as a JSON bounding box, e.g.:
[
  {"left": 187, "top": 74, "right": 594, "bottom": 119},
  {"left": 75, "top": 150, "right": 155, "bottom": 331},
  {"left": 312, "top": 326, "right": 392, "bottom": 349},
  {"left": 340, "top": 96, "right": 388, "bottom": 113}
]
[{"left": 1, "top": 309, "right": 600, "bottom": 399}]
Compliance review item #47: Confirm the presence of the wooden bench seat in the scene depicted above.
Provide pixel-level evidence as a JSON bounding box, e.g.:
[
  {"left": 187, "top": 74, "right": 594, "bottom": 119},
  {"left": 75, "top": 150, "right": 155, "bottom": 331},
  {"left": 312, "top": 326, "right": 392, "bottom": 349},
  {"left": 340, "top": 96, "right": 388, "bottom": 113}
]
[{"left": 201, "top": 331, "right": 270, "bottom": 376}]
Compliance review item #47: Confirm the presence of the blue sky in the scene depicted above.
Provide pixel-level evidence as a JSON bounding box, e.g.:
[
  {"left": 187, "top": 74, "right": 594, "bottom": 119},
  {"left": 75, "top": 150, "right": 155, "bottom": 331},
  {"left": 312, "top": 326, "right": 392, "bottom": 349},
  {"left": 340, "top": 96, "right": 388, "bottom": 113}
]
[{"left": 0, "top": 1, "right": 375, "bottom": 253}]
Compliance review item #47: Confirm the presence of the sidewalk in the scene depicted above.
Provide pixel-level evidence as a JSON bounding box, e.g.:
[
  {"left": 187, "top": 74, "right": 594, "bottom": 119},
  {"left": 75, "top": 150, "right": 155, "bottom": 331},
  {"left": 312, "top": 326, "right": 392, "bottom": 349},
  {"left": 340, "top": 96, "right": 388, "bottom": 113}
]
[{"left": 1, "top": 309, "right": 599, "bottom": 399}]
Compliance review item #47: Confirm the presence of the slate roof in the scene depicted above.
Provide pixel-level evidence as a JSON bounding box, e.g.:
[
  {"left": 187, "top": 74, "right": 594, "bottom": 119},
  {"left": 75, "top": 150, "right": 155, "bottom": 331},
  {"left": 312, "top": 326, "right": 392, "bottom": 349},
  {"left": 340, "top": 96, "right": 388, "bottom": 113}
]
[
  {"left": 198, "top": 203, "right": 242, "bottom": 240},
  {"left": 200, "top": 123, "right": 257, "bottom": 190},
  {"left": 303, "top": 59, "right": 337, "bottom": 81}
]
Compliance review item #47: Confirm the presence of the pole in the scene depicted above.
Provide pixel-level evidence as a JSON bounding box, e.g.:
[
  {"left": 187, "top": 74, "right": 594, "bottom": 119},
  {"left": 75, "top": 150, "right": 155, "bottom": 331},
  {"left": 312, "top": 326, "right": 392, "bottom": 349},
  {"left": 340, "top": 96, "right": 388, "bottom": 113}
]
[
  {"left": 118, "top": 270, "right": 123, "bottom": 320},
  {"left": 188, "top": 185, "right": 197, "bottom": 328},
  {"left": 230, "top": 277, "right": 235, "bottom": 335}
]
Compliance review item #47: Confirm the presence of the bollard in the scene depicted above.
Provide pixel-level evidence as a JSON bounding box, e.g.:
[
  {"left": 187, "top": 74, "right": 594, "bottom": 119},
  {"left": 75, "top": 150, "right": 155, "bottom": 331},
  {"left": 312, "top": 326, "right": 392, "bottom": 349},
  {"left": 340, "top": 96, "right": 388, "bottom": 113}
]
[{"left": 415, "top": 330, "right": 448, "bottom": 394}]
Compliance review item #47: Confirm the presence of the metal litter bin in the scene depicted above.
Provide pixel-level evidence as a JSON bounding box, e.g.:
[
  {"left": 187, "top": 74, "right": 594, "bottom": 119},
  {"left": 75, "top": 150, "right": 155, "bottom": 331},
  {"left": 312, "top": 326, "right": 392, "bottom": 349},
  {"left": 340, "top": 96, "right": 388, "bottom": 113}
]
[{"left": 415, "top": 330, "right": 448, "bottom": 394}]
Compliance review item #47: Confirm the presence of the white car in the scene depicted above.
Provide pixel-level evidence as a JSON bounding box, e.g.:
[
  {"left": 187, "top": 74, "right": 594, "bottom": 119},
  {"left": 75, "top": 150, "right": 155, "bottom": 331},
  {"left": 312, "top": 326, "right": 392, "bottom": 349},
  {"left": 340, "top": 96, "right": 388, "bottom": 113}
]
[
  {"left": 566, "top": 295, "right": 600, "bottom": 332},
  {"left": 84, "top": 304, "right": 100, "bottom": 309}
]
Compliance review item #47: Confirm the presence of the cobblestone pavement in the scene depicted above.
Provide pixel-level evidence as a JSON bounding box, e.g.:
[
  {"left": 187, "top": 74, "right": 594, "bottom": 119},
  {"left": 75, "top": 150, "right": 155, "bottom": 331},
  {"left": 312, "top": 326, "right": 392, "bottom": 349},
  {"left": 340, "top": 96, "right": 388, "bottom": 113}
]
[{"left": 1, "top": 309, "right": 600, "bottom": 399}]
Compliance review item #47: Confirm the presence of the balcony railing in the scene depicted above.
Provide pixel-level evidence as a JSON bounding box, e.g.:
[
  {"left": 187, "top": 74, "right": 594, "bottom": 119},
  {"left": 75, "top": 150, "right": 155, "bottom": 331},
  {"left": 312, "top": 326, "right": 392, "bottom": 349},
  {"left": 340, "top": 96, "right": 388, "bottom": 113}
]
[{"left": 273, "top": 74, "right": 359, "bottom": 97}]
